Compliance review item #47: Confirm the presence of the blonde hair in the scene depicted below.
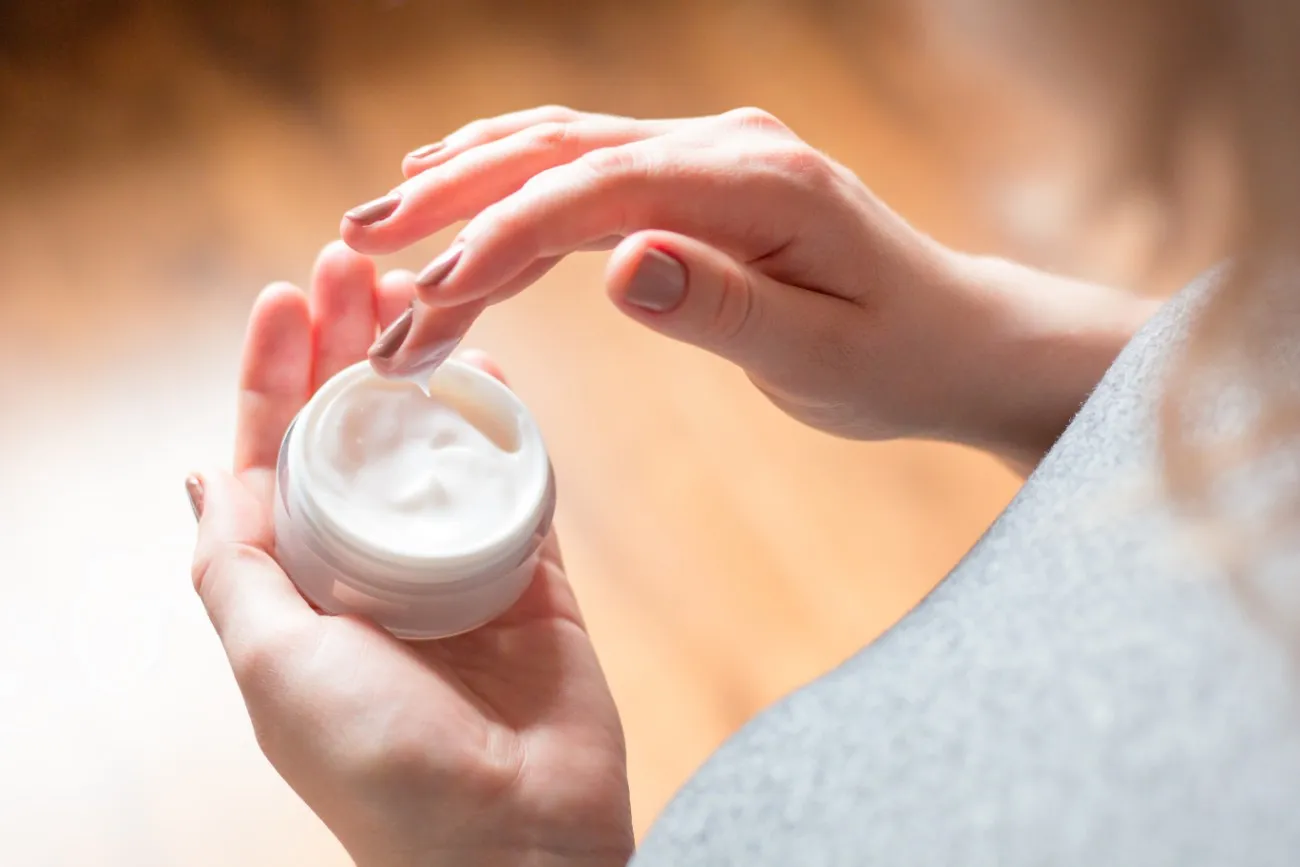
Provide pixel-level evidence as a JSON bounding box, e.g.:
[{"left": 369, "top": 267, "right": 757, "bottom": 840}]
[
  {"left": 813, "top": 0, "right": 1300, "bottom": 612},
  {"left": 1034, "top": 0, "right": 1300, "bottom": 621}
]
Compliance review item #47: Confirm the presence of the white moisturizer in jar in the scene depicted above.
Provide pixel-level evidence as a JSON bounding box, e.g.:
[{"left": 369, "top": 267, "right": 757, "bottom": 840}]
[{"left": 273, "top": 359, "right": 555, "bottom": 639}]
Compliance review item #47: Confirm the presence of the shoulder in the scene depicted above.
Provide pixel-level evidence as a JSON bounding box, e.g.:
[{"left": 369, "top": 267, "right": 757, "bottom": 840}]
[{"left": 637, "top": 266, "right": 1300, "bottom": 867}]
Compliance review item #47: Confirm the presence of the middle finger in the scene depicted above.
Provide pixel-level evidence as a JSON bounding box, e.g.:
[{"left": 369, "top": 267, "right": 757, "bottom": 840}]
[{"left": 309, "top": 241, "right": 379, "bottom": 389}]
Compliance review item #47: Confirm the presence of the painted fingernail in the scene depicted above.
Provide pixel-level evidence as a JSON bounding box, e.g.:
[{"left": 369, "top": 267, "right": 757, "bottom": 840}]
[
  {"left": 625, "top": 248, "right": 686, "bottom": 312},
  {"left": 410, "top": 338, "right": 461, "bottom": 372},
  {"left": 369, "top": 304, "right": 415, "bottom": 362},
  {"left": 185, "top": 474, "right": 205, "bottom": 522},
  {"left": 344, "top": 192, "right": 401, "bottom": 226},
  {"left": 407, "top": 141, "right": 445, "bottom": 160},
  {"left": 415, "top": 244, "right": 464, "bottom": 290}
]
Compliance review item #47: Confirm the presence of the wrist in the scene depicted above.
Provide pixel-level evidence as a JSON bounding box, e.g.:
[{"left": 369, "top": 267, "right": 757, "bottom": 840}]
[
  {"left": 354, "top": 845, "right": 631, "bottom": 867},
  {"left": 346, "top": 817, "right": 633, "bottom": 867},
  {"left": 932, "top": 251, "right": 1159, "bottom": 471}
]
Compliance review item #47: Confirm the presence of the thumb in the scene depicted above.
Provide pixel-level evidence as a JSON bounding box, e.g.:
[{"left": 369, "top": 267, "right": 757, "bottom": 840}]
[
  {"left": 605, "top": 231, "right": 851, "bottom": 381},
  {"left": 189, "top": 470, "right": 313, "bottom": 654}
]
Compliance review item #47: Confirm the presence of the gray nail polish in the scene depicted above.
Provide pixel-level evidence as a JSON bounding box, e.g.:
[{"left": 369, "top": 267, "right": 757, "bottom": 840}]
[
  {"left": 625, "top": 249, "right": 687, "bottom": 312},
  {"left": 345, "top": 192, "right": 401, "bottom": 226},
  {"left": 407, "top": 142, "right": 446, "bottom": 160},
  {"left": 185, "top": 475, "right": 205, "bottom": 522},
  {"left": 415, "top": 245, "right": 464, "bottom": 289},
  {"left": 369, "top": 305, "right": 414, "bottom": 361}
]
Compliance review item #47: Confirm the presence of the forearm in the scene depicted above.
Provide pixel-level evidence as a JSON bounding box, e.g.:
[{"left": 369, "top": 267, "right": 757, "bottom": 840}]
[
  {"left": 354, "top": 852, "right": 628, "bottom": 867},
  {"left": 935, "top": 251, "right": 1160, "bottom": 475},
  {"left": 352, "top": 843, "right": 630, "bottom": 867}
]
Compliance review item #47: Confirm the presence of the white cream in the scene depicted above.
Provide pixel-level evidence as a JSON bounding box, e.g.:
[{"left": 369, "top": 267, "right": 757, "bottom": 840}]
[
  {"left": 273, "top": 360, "right": 555, "bottom": 638},
  {"left": 300, "top": 363, "right": 547, "bottom": 562}
]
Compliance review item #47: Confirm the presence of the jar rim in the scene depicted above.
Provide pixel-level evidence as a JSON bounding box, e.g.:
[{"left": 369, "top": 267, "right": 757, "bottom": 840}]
[{"left": 279, "top": 359, "right": 554, "bottom": 587}]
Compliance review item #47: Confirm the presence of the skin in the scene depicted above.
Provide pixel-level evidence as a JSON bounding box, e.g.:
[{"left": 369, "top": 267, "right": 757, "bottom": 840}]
[
  {"left": 343, "top": 106, "right": 1157, "bottom": 473},
  {"left": 194, "top": 107, "right": 1160, "bottom": 865}
]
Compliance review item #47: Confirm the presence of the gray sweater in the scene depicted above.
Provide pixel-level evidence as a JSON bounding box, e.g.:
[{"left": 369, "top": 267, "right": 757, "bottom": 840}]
[{"left": 635, "top": 271, "right": 1300, "bottom": 866}]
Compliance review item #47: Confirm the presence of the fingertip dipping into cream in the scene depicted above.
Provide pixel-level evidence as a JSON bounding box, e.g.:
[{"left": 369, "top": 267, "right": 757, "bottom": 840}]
[
  {"left": 368, "top": 244, "right": 478, "bottom": 383},
  {"left": 367, "top": 295, "right": 479, "bottom": 388}
]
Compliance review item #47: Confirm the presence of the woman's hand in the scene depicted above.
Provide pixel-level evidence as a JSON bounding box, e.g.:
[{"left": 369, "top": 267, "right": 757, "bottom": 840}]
[
  {"left": 187, "top": 242, "right": 633, "bottom": 867},
  {"left": 342, "top": 106, "right": 1155, "bottom": 470}
]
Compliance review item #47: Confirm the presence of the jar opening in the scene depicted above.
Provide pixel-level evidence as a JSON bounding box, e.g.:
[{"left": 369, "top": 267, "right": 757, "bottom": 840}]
[{"left": 282, "top": 360, "right": 552, "bottom": 581}]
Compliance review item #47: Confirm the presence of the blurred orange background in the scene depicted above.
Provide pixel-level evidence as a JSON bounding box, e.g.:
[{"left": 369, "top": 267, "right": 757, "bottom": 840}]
[{"left": 0, "top": 1, "right": 1217, "bottom": 864}]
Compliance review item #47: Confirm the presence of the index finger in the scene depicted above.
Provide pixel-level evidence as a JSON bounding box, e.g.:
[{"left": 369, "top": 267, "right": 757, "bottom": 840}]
[{"left": 236, "top": 282, "right": 313, "bottom": 472}]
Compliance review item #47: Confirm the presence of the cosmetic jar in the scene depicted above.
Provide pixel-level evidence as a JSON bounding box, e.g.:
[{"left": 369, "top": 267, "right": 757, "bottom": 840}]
[{"left": 273, "top": 359, "right": 555, "bottom": 639}]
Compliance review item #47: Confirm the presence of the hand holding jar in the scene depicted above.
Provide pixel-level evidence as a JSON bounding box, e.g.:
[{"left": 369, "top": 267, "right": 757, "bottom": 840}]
[{"left": 186, "top": 242, "right": 633, "bottom": 867}]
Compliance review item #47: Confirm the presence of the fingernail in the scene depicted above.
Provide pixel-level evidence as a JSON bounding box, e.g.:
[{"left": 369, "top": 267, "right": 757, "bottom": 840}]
[
  {"left": 415, "top": 244, "right": 464, "bottom": 290},
  {"left": 185, "top": 474, "right": 205, "bottom": 522},
  {"left": 344, "top": 192, "right": 401, "bottom": 226},
  {"left": 410, "top": 338, "right": 461, "bottom": 372},
  {"left": 369, "top": 304, "right": 415, "bottom": 362},
  {"left": 407, "top": 141, "right": 445, "bottom": 160},
  {"left": 625, "top": 248, "right": 686, "bottom": 312}
]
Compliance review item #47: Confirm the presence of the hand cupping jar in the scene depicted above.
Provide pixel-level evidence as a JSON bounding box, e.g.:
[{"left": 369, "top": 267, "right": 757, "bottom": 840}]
[{"left": 273, "top": 359, "right": 555, "bottom": 639}]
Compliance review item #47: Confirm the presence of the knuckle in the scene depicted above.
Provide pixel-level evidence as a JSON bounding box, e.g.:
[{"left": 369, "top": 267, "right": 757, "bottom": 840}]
[
  {"left": 575, "top": 144, "right": 642, "bottom": 180},
  {"left": 536, "top": 103, "right": 581, "bottom": 122},
  {"left": 766, "top": 144, "right": 831, "bottom": 183},
  {"left": 724, "top": 106, "right": 789, "bottom": 133},
  {"left": 707, "top": 265, "right": 758, "bottom": 344},
  {"left": 457, "top": 117, "right": 489, "bottom": 142},
  {"left": 526, "top": 121, "right": 572, "bottom": 150}
]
